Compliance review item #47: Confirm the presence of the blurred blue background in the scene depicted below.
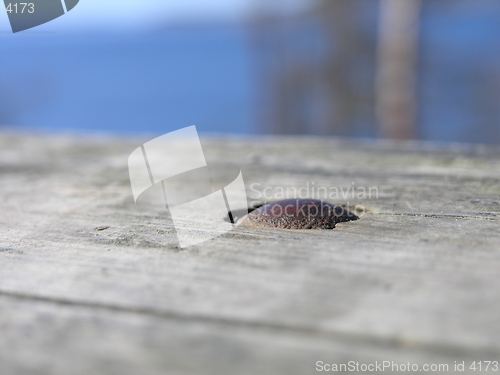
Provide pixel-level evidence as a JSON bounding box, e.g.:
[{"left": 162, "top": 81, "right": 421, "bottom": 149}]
[{"left": 0, "top": 0, "right": 499, "bottom": 143}]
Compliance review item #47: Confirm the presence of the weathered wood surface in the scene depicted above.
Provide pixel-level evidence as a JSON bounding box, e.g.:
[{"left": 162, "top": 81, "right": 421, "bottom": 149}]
[{"left": 0, "top": 131, "right": 499, "bottom": 375}]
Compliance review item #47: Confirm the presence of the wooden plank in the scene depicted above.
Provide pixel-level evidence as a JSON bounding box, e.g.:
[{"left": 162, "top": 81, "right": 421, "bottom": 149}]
[{"left": 0, "top": 132, "right": 499, "bottom": 374}]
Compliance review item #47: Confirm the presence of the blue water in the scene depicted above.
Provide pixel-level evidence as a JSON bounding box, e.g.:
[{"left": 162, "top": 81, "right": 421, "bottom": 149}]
[
  {"left": 1, "top": 11, "right": 499, "bottom": 144},
  {"left": 0, "top": 26, "right": 254, "bottom": 135},
  {"left": 419, "top": 1, "right": 500, "bottom": 144}
]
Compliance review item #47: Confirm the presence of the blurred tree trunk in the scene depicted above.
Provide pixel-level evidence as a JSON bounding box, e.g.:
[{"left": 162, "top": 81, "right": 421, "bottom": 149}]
[
  {"left": 376, "top": 0, "right": 421, "bottom": 139},
  {"left": 317, "top": 0, "right": 376, "bottom": 136}
]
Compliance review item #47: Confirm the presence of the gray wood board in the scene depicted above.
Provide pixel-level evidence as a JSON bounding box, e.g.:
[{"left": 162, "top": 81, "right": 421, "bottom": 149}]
[{"left": 1, "top": 132, "right": 499, "bottom": 375}]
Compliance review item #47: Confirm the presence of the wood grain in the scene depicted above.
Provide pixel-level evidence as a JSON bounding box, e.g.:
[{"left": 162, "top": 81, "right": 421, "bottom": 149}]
[{"left": 1, "top": 132, "right": 499, "bottom": 374}]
